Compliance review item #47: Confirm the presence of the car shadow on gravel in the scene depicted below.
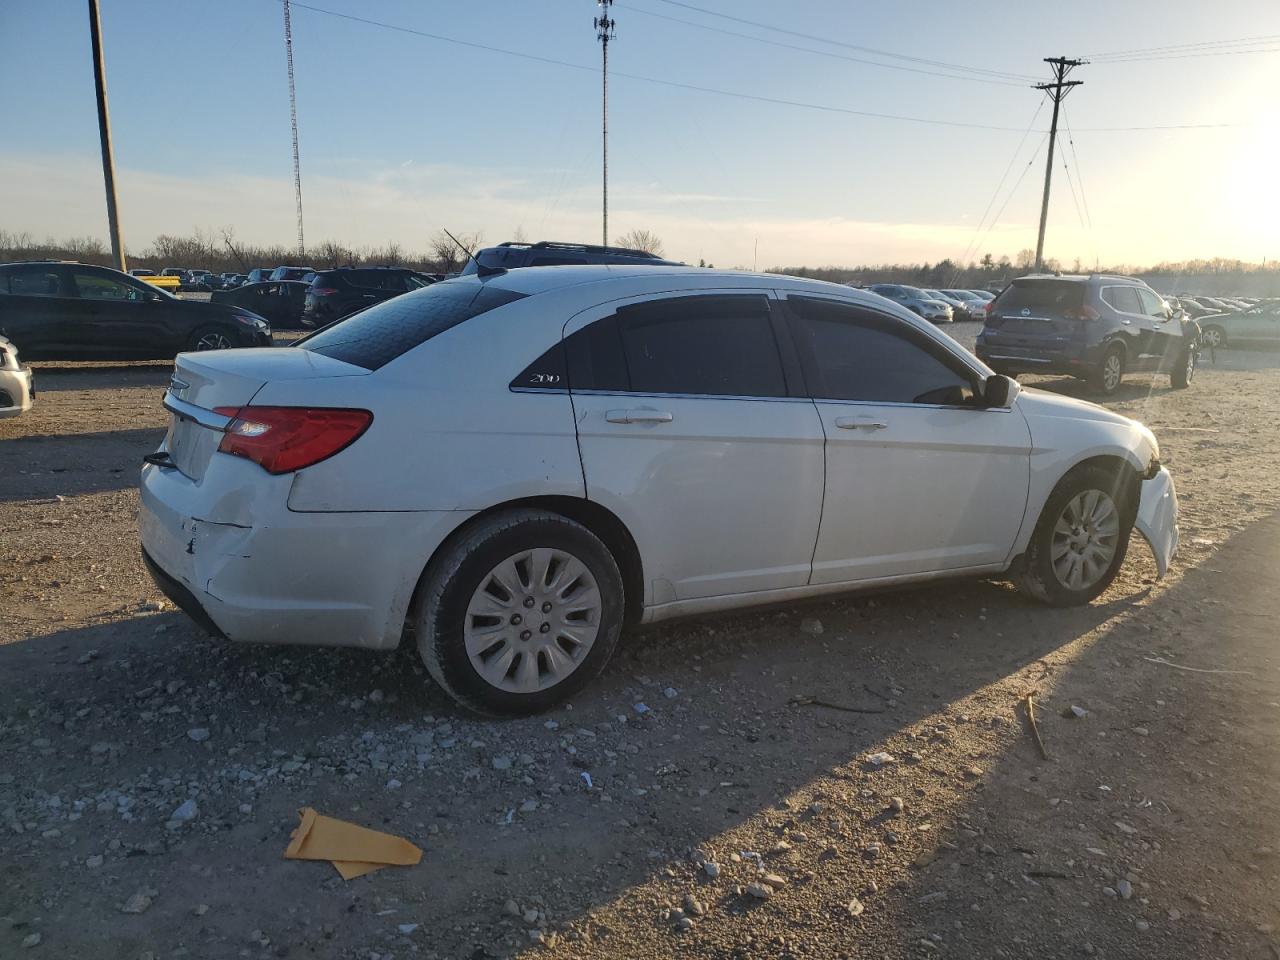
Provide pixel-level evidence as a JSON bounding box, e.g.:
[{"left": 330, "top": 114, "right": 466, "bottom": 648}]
[
  {"left": 0, "top": 428, "right": 163, "bottom": 502},
  {"left": 0, "top": 567, "right": 1158, "bottom": 958},
  {"left": 26, "top": 363, "right": 173, "bottom": 391}
]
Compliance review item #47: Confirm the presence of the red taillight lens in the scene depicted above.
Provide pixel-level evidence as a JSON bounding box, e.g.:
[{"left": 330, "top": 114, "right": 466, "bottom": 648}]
[
  {"left": 310, "top": 287, "right": 339, "bottom": 296},
  {"left": 213, "top": 406, "right": 372, "bottom": 474},
  {"left": 1064, "top": 305, "right": 1101, "bottom": 321}
]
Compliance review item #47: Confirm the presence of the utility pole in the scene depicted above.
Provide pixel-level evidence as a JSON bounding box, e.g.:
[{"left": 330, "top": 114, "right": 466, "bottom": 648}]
[
  {"left": 88, "top": 0, "right": 125, "bottom": 271},
  {"left": 595, "top": 1, "right": 615, "bottom": 247},
  {"left": 283, "top": 0, "right": 305, "bottom": 257},
  {"left": 1033, "top": 57, "right": 1084, "bottom": 272}
]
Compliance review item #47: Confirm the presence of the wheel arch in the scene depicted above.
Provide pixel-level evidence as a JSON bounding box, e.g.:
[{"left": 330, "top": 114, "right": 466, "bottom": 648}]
[{"left": 407, "top": 496, "right": 645, "bottom": 633}]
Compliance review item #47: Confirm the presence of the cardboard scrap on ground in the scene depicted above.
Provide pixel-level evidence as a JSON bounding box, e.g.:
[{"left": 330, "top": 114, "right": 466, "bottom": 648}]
[{"left": 284, "top": 807, "right": 422, "bottom": 880}]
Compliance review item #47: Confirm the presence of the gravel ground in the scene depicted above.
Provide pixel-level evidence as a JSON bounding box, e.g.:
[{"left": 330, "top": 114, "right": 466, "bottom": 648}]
[{"left": 3, "top": 329, "right": 1280, "bottom": 959}]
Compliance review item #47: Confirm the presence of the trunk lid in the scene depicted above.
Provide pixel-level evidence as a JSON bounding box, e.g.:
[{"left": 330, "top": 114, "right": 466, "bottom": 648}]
[
  {"left": 164, "top": 347, "right": 367, "bottom": 480},
  {"left": 985, "top": 278, "right": 1088, "bottom": 340}
]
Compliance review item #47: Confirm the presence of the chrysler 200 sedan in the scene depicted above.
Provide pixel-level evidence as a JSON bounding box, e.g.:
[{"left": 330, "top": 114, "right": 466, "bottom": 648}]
[{"left": 139, "top": 267, "right": 1178, "bottom": 716}]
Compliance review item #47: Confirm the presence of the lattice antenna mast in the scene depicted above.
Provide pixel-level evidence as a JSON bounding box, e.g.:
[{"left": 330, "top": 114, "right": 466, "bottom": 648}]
[
  {"left": 594, "top": 1, "right": 615, "bottom": 247},
  {"left": 283, "top": 0, "right": 305, "bottom": 257}
]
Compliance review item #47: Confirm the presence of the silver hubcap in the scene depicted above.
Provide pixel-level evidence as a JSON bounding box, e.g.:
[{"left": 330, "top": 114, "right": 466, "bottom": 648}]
[
  {"left": 195, "top": 332, "right": 231, "bottom": 351},
  {"left": 1185, "top": 351, "right": 1195, "bottom": 380},
  {"left": 1051, "top": 490, "right": 1121, "bottom": 591},
  {"left": 464, "top": 549, "right": 601, "bottom": 694},
  {"left": 1203, "top": 329, "right": 1221, "bottom": 347},
  {"left": 1102, "top": 355, "right": 1121, "bottom": 391}
]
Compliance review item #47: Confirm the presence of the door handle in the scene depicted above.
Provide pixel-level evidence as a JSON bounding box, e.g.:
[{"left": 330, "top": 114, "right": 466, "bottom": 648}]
[
  {"left": 1120, "top": 319, "right": 1132, "bottom": 325},
  {"left": 835, "top": 416, "right": 888, "bottom": 430},
  {"left": 606, "top": 409, "right": 673, "bottom": 424}
]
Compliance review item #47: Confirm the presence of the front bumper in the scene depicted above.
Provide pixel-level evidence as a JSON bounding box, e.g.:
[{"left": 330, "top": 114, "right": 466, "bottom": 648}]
[
  {"left": 1134, "top": 466, "right": 1178, "bottom": 578},
  {"left": 0, "top": 365, "right": 34, "bottom": 418},
  {"left": 139, "top": 459, "right": 471, "bottom": 650}
]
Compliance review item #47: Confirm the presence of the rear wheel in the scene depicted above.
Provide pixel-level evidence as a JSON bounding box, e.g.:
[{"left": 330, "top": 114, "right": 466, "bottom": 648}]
[
  {"left": 1201, "top": 325, "right": 1226, "bottom": 349},
  {"left": 415, "top": 510, "right": 625, "bottom": 716},
  {"left": 189, "top": 327, "right": 234, "bottom": 351},
  {"left": 1015, "top": 464, "right": 1135, "bottom": 607},
  {"left": 1092, "top": 345, "right": 1125, "bottom": 396}
]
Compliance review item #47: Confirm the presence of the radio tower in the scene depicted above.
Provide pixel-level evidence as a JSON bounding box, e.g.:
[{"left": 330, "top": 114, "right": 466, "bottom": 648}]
[
  {"left": 283, "top": 0, "right": 305, "bottom": 257},
  {"left": 594, "top": 1, "right": 615, "bottom": 247}
]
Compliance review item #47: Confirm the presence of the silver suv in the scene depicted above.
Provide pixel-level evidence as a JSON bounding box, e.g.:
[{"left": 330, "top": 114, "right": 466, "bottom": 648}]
[{"left": 867, "top": 284, "right": 954, "bottom": 324}]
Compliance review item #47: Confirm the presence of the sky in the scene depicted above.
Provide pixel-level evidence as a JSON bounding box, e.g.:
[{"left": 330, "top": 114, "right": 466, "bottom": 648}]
[{"left": 1, "top": 0, "right": 1278, "bottom": 269}]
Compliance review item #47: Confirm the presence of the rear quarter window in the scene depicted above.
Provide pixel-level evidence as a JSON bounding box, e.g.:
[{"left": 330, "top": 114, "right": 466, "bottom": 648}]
[{"left": 300, "top": 282, "right": 527, "bottom": 370}]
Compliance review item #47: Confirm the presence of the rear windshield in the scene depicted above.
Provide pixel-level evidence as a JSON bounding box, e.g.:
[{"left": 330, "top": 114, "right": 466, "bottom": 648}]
[
  {"left": 299, "top": 281, "right": 527, "bottom": 370},
  {"left": 995, "top": 280, "right": 1084, "bottom": 313}
]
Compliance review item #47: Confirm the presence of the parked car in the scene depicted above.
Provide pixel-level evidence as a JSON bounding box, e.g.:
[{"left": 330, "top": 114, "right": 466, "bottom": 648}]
[
  {"left": 1170, "top": 296, "right": 1213, "bottom": 320},
  {"left": 866, "top": 284, "right": 953, "bottom": 323},
  {"left": 923, "top": 288, "right": 979, "bottom": 320},
  {"left": 0, "top": 261, "right": 272, "bottom": 359},
  {"left": 302, "top": 267, "right": 435, "bottom": 326},
  {"left": 941, "top": 289, "right": 990, "bottom": 317},
  {"left": 269, "top": 265, "right": 316, "bottom": 282},
  {"left": 1198, "top": 300, "right": 1280, "bottom": 349},
  {"left": 129, "top": 268, "right": 156, "bottom": 278},
  {"left": 212, "top": 280, "right": 310, "bottom": 329},
  {"left": 0, "top": 335, "right": 34, "bottom": 419},
  {"left": 976, "top": 274, "right": 1199, "bottom": 396},
  {"left": 139, "top": 266, "right": 1178, "bottom": 716},
  {"left": 246, "top": 268, "right": 275, "bottom": 284},
  {"left": 967, "top": 289, "right": 996, "bottom": 302},
  {"left": 161, "top": 267, "right": 189, "bottom": 279},
  {"left": 460, "top": 240, "right": 683, "bottom": 275}
]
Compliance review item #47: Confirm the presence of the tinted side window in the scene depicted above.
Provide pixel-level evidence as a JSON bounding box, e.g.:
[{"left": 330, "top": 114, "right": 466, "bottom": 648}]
[
  {"left": 300, "top": 282, "right": 527, "bottom": 371},
  {"left": 788, "top": 297, "right": 978, "bottom": 405},
  {"left": 1102, "top": 286, "right": 1141, "bottom": 314},
  {"left": 72, "top": 271, "right": 146, "bottom": 301},
  {"left": 1136, "top": 288, "right": 1167, "bottom": 317},
  {"left": 3, "top": 266, "right": 66, "bottom": 297},
  {"left": 568, "top": 295, "right": 786, "bottom": 398}
]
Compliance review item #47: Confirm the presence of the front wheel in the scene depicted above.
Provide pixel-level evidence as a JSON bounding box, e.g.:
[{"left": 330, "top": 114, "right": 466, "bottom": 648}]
[
  {"left": 1170, "top": 340, "right": 1196, "bottom": 389},
  {"left": 189, "top": 326, "right": 234, "bottom": 351},
  {"left": 415, "top": 510, "right": 625, "bottom": 716},
  {"left": 1015, "top": 465, "right": 1135, "bottom": 607}
]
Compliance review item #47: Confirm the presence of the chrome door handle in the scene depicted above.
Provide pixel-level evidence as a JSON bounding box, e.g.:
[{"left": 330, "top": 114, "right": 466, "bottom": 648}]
[
  {"left": 1120, "top": 319, "right": 1132, "bottom": 325},
  {"left": 835, "top": 416, "right": 888, "bottom": 430},
  {"left": 606, "top": 409, "right": 674, "bottom": 424}
]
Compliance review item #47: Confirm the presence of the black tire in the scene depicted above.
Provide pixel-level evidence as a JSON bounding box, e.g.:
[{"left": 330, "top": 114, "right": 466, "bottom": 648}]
[
  {"left": 1170, "top": 339, "right": 1196, "bottom": 389},
  {"left": 1015, "top": 464, "right": 1136, "bottom": 607},
  {"left": 188, "top": 326, "right": 235, "bottom": 352},
  {"left": 1200, "top": 325, "right": 1226, "bottom": 350},
  {"left": 415, "top": 509, "right": 625, "bottom": 716},
  {"left": 1091, "top": 345, "right": 1125, "bottom": 396}
]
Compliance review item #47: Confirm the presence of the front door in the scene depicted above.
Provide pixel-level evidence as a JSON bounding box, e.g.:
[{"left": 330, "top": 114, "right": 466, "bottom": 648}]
[
  {"left": 67, "top": 268, "right": 163, "bottom": 357},
  {"left": 1136, "top": 288, "right": 1184, "bottom": 370},
  {"left": 782, "top": 294, "right": 1032, "bottom": 583},
  {"left": 566, "top": 291, "right": 826, "bottom": 604}
]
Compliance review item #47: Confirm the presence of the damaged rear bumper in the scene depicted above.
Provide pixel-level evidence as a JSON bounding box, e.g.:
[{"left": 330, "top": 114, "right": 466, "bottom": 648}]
[{"left": 1134, "top": 466, "right": 1179, "bottom": 578}]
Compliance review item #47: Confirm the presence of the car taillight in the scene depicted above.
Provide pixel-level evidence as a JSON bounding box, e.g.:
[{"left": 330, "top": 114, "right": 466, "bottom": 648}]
[
  {"left": 1064, "top": 305, "right": 1101, "bottom": 321},
  {"left": 212, "top": 406, "right": 372, "bottom": 474},
  {"left": 311, "top": 287, "right": 339, "bottom": 296}
]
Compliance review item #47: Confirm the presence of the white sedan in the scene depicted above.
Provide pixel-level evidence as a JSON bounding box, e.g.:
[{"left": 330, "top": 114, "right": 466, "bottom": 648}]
[{"left": 139, "top": 267, "right": 1178, "bottom": 715}]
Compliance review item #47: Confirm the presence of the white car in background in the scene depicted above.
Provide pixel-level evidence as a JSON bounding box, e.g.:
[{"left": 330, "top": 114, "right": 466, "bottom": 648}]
[
  {"left": 139, "top": 267, "right": 1178, "bottom": 715},
  {"left": 0, "top": 336, "right": 33, "bottom": 418}
]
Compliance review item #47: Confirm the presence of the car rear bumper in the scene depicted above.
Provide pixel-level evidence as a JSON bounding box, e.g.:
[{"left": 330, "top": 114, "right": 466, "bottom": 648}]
[
  {"left": 1134, "top": 466, "right": 1178, "bottom": 578},
  {"left": 976, "top": 339, "right": 1099, "bottom": 376},
  {"left": 139, "top": 460, "right": 470, "bottom": 650}
]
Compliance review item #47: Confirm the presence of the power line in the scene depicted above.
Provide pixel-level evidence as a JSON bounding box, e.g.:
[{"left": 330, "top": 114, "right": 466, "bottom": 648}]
[
  {"left": 641, "top": 0, "right": 1041, "bottom": 82},
  {"left": 969, "top": 133, "right": 1050, "bottom": 265},
  {"left": 1090, "top": 47, "right": 1280, "bottom": 64},
  {"left": 1061, "top": 110, "right": 1092, "bottom": 231},
  {"left": 1086, "top": 31, "right": 1280, "bottom": 59},
  {"left": 626, "top": 5, "right": 1028, "bottom": 87},
  {"left": 277, "top": 1, "right": 1244, "bottom": 135}
]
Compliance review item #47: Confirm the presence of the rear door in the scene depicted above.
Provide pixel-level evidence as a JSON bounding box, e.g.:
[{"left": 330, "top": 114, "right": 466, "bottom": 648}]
[
  {"left": 783, "top": 294, "right": 1031, "bottom": 583},
  {"left": 565, "top": 291, "right": 826, "bottom": 603},
  {"left": 1098, "top": 285, "right": 1148, "bottom": 365},
  {"left": 0, "top": 264, "right": 82, "bottom": 357}
]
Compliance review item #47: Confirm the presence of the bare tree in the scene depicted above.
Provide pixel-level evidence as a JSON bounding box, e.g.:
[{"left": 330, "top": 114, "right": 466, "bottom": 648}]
[
  {"left": 512, "top": 225, "right": 529, "bottom": 244},
  {"left": 615, "top": 229, "right": 664, "bottom": 257},
  {"left": 429, "top": 230, "right": 482, "bottom": 274}
]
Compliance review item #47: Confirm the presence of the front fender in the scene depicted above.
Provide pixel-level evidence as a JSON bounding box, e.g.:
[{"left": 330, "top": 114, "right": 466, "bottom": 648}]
[{"left": 1134, "top": 467, "right": 1178, "bottom": 578}]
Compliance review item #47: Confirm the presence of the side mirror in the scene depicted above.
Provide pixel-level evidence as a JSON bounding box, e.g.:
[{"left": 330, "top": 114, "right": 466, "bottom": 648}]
[{"left": 983, "top": 373, "right": 1019, "bottom": 408}]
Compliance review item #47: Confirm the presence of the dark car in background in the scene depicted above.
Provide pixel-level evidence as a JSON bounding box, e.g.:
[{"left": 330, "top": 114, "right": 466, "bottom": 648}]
[
  {"left": 269, "top": 265, "right": 316, "bottom": 282},
  {"left": 0, "top": 261, "right": 272, "bottom": 359},
  {"left": 302, "top": 267, "right": 434, "bottom": 326},
  {"left": 976, "top": 273, "right": 1198, "bottom": 396},
  {"left": 459, "top": 240, "right": 683, "bottom": 275},
  {"left": 212, "top": 279, "right": 310, "bottom": 329},
  {"left": 246, "top": 268, "right": 274, "bottom": 284}
]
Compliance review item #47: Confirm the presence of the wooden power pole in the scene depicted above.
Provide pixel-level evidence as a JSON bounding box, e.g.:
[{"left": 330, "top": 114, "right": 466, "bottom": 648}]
[
  {"left": 1033, "top": 57, "right": 1084, "bottom": 272},
  {"left": 88, "top": 0, "right": 125, "bottom": 271}
]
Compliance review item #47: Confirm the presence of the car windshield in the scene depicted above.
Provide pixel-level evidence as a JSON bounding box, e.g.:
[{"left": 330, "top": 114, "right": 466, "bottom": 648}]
[{"left": 995, "top": 280, "right": 1084, "bottom": 312}]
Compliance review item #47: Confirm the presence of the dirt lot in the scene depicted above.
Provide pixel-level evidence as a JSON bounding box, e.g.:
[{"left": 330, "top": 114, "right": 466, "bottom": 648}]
[{"left": 4, "top": 325, "right": 1280, "bottom": 960}]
